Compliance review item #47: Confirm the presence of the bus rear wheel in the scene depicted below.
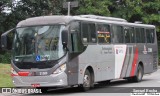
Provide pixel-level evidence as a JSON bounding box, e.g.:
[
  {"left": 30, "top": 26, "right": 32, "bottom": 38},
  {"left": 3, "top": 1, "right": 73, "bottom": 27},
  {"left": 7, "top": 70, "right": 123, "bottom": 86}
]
[
  {"left": 128, "top": 64, "right": 143, "bottom": 82},
  {"left": 133, "top": 64, "right": 143, "bottom": 82}
]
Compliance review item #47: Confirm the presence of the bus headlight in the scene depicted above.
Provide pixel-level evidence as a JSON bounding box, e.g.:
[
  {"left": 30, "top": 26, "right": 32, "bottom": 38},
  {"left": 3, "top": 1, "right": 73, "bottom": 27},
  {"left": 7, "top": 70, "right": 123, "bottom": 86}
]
[{"left": 53, "top": 64, "right": 66, "bottom": 74}]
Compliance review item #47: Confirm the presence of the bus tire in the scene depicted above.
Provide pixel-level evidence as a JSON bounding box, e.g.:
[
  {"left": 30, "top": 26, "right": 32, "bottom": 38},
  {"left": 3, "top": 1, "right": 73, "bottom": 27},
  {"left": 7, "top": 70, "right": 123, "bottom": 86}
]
[
  {"left": 79, "top": 69, "right": 92, "bottom": 91},
  {"left": 128, "top": 64, "right": 143, "bottom": 82},
  {"left": 133, "top": 64, "right": 143, "bottom": 82}
]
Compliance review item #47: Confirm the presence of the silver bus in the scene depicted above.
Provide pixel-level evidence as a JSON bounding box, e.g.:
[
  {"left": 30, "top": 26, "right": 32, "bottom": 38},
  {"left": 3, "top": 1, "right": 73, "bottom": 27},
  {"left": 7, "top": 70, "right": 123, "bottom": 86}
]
[{"left": 1, "top": 15, "right": 158, "bottom": 91}]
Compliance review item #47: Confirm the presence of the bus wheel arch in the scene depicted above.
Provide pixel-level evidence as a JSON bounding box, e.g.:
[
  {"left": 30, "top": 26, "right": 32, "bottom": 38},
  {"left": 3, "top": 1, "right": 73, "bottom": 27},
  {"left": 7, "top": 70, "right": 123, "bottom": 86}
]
[{"left": 138, "top": 61, "right": 144, "bottom": 74}]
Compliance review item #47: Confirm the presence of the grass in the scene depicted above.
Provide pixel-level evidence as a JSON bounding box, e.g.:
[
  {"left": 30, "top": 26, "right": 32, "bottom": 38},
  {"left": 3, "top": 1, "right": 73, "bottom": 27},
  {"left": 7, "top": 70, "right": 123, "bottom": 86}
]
[{"left": 0, "top": 63, "right": 14, "bottom": 87}]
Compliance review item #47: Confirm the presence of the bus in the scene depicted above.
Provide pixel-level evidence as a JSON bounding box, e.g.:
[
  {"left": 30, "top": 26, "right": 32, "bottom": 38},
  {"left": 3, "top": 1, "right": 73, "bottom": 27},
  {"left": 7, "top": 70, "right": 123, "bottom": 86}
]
[{"left": 1, "top": 15, "right": 158, "bottom": 91}]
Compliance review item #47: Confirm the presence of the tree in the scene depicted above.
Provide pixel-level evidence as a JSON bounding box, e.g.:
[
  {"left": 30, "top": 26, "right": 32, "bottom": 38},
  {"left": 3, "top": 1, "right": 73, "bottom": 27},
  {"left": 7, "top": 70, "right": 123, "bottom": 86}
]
[
  {"left": 142, "top": 0, "right": 160, "bottom": 32},
  {"left": 68, "top": 0, "right": 112, "bottom": 16},
  {"left": 0, "top": 0, "right": 13, "bottom": 63},
  {"left": 13, "top": 0, "right": 63, "bottom": 17},
  {"left": 111, "top": 0, "right": 143, "bottom": 21},
  {"left": 0, "top": 0, "right": 12, "bottom": 33},
  {"left": 111, "top": 0, "right": 160, "bottom": 32},
  {"left": 2, "top": 0, "right": 64, "bottom": 32}
]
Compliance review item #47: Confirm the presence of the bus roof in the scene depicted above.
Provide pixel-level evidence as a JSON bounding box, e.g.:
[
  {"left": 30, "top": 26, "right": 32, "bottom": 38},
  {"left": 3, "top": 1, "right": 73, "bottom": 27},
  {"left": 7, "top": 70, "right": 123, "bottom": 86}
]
[
  {"left": 17, "top": 15, "right": 155, "bottom": 28},
  {"left": 17, "top": 16, "right": 73, "bottom": 27}
]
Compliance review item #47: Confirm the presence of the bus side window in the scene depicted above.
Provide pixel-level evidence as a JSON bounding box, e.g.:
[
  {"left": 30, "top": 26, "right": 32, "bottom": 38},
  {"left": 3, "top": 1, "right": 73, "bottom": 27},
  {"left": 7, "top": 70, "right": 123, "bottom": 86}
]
[
  {"left": 141, "top": 28, "right": 145, "bottom": 43},
  {"left": 112, "top": 25, "right": 123, "bottom": 43},
  {"left": 97, "top": 24, "right": 110, "bottom": 43},
  {"left": 135, "top": 28, "right": 141, "bottom": 43},
  {"left": 124, "top": 27, "right": 130, "bottom": 43},
  {"left": 81, "top": 22, "right": 97, "bottom": 43},
  {"left": 146, "top": 29, "right": 155, "bottom": 43},
  {"left": 88, "top": 24, "right": 96, "bottom": 43},
  {"left": 135, "top": 28, "right": 145, "bottom": 43},
  {"left": 81, "top": 23, "right": 89, "bottom": 43},
  {"left": 130, "top": 27, "right": 135, "bottom": 43}
]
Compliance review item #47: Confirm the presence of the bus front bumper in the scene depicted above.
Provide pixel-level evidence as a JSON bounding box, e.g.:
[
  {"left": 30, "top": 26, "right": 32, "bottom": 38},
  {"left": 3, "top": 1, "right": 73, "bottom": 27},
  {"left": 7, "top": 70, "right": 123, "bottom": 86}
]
[{"left": 12, "top": 72, "right": 68, "bottom": 87}]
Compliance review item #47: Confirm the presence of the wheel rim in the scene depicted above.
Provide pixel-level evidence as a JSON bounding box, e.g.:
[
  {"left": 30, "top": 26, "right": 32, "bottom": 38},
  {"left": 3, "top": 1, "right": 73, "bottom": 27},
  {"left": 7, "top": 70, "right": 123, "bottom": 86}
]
[{"left": 83, "top": 74, "right": 90, "bottom": 87}]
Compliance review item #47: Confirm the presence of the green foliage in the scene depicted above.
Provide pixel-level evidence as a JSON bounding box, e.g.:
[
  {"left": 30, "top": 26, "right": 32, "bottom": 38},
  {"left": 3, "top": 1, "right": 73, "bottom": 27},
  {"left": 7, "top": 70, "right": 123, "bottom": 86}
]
[
  {"left": 142, "top": 0, "right": 160, "bottom": 32},
  {"left": 111, "top": 0, "right": 160, "bottom": 33},
  {"left": 13, "top": 0, "right": 63, "bottom": 17},
  {"left": 74, "top": 0, "right": 112, "bottom": 16},
  {"left": 0, "top": 0, "right": 12, "bottom": 33},
  {"left": 0, "top": 52, "right": 11, "bottom": 64},
  {"left": 112, "top": 0, "right": 144, "bottom": 21}
]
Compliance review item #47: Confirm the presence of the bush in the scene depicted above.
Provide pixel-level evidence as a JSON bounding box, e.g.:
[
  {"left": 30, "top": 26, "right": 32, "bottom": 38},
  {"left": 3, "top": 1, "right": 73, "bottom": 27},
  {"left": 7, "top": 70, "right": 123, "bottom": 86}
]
[{"left": 0, "top": 52, "right": 11, "bottom": 64}]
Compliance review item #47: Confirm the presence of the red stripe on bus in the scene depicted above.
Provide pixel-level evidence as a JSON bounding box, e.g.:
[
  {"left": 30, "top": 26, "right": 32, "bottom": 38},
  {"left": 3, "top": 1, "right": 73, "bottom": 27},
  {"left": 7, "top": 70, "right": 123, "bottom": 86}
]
[{"left": 130, "top": 48, "right": 138, "bottom": 76}]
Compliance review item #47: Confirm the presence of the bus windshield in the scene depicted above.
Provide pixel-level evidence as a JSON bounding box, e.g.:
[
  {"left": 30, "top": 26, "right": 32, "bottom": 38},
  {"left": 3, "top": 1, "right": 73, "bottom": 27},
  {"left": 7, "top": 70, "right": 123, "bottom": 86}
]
[{"left": 13, "top": 25, "right": 66, "bottom": 62}]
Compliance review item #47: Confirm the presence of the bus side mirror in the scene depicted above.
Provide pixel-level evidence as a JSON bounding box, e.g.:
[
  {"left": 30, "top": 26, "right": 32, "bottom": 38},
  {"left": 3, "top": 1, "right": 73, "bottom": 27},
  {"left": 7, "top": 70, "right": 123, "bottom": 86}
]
[
  {"left": 1, "top": 28, "right": 15, "bottom": 50},
  {"left": 61, "top": 30, "right": 68, "bottom": 47}
]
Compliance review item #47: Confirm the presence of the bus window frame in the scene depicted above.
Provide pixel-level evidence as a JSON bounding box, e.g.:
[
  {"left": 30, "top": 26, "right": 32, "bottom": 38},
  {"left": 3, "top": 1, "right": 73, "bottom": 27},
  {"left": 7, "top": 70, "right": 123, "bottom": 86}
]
[
  {"left": 123, "top": 26, "right": 136, "bottom": 44},
  {"left": 124, "top": 26, "right": 131, "bottom": 43},
  {"left": 69, "top": 20, "right": 84, "bottom": 53},
  {"left": 130, "top": 27, "right": 136, "bottom": 44},
  {"left": 111, "top": 24, "right": 124, "bottom": 44},
  {"left": 145, "top": 28, "right": 155, "bottom": 44},
  {"left": 135, "top": 27, "right": 146, "bottom": 44},
  {"left": 81, "top": 21, "right": 97, "bottom": 45}
]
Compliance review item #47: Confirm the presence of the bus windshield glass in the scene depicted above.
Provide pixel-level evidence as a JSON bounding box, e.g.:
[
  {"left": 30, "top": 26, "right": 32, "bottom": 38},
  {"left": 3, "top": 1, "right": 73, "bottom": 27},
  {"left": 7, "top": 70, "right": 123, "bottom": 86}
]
[{"left": 13, "top": 25, "right": 66, "bottom": 62}]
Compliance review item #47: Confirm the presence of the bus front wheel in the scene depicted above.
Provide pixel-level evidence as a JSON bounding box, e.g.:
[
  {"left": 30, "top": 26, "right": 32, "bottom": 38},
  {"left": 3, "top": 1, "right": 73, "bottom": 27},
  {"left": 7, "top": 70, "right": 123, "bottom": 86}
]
[{"left": 79, "top": 69, "right": 92, "bottom": 91}]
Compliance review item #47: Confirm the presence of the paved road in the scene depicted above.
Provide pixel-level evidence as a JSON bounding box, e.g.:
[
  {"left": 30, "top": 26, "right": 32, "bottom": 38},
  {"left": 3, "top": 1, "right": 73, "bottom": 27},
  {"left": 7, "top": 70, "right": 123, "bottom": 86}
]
[{"left": 1, "top": 69, "right": 160, "bottom": 96}]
